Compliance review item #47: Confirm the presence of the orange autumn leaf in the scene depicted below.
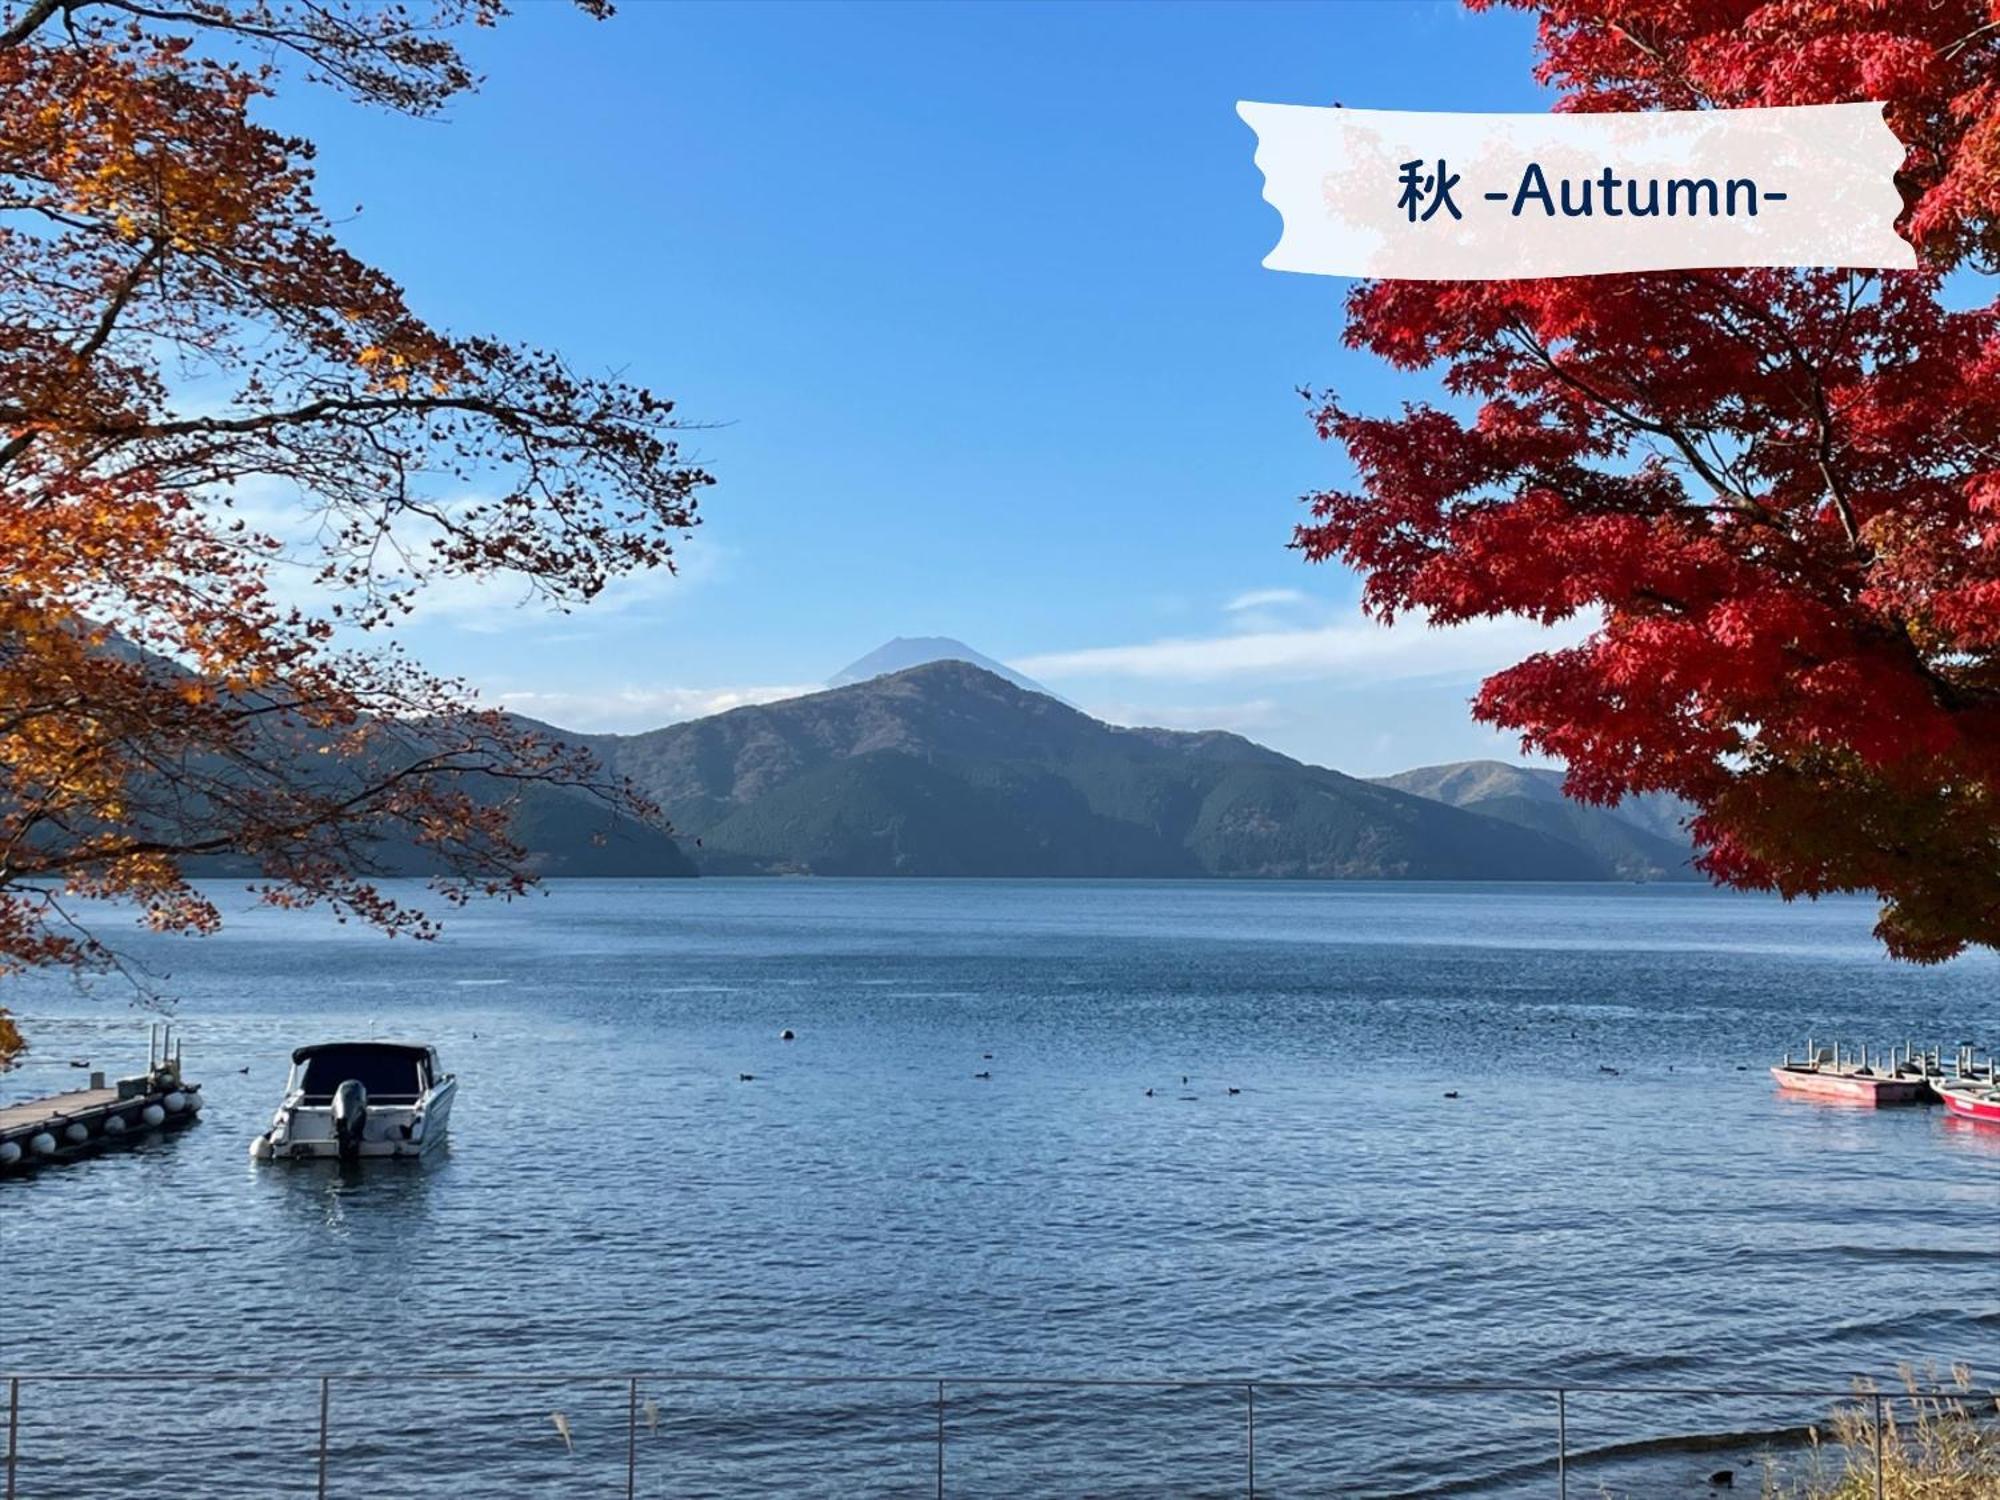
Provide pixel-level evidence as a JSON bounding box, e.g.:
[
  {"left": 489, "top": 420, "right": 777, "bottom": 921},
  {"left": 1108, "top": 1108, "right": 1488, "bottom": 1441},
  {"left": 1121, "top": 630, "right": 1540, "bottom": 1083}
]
[{"left": 0, "top": 0, "right": 699, "bottom": 1067}]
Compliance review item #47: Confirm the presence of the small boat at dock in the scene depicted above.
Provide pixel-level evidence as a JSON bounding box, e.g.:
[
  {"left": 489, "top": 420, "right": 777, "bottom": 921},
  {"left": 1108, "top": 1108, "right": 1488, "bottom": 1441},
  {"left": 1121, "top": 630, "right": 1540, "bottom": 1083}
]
[
  {"left": 1937, "top": 1078, "right": 2000, "bottom": 1126},
  {"left": 1769, "top": 1038, "right": 1935, "bottom": 1106},
  {"left": 1936, "top": 1045, "right": 2000, "bottom": 1126},
  {"left": 250, "top": 1041, "right": 456, "bottom": 1161},
  {"left": 0, "top": 1026, "right": 202, "bottom": 1175}
]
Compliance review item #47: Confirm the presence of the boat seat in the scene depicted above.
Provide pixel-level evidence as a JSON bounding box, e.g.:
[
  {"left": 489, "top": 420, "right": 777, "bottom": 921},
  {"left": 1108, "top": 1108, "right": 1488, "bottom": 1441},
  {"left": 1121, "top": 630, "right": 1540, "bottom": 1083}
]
[{"left": 297, "top": 1090, "right": 421, "bottom": 1105}]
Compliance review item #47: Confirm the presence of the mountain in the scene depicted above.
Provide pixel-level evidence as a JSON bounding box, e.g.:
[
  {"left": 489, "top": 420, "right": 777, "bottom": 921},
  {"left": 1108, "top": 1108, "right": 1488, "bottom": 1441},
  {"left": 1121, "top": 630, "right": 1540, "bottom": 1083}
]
[
  {"left": 466, "top": 781, "right": 697, "bottom": 877},
  {"left": 179, "top": 759, "right": 696, "bottom": 881},
  {"left": 575, "top": 662, "right": 1650, "bottom": 880},
  {"left": 828, "top": 636, "right": 1055, "bottom": 698},
  {"left": 1377, "top": 760, "right": 1572, "bottom": 809},
  {"left": 1373, "top": 760, "right": 1696, "bottom": 882},
  {"left": 66, "top": 630, "right": 697, "bottom": 882}
]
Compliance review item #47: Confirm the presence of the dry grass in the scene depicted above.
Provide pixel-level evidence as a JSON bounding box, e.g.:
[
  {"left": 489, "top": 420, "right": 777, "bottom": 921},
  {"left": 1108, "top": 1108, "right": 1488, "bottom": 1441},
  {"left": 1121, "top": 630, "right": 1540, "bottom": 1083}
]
[{"left": 1763, "top": 1366, "right": 2000, "bottom": 1499}]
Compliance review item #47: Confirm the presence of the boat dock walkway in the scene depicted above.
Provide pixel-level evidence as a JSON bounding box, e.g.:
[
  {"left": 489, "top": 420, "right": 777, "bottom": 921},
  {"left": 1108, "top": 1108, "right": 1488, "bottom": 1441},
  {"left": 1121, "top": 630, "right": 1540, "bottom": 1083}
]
[
  {"left": 1, "top": 1085, "right": 125, "bottom": 1133},
  {"left": 0, "top": 1026, "right": 201, "bottom": 1174}
]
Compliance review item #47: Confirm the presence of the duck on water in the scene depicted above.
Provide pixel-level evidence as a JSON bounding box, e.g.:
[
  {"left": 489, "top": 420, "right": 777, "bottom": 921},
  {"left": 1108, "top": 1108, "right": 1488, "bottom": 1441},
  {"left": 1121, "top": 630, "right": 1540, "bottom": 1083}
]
[{"left": 249, "top": 1041, "right": 456, "bottom": 1162}]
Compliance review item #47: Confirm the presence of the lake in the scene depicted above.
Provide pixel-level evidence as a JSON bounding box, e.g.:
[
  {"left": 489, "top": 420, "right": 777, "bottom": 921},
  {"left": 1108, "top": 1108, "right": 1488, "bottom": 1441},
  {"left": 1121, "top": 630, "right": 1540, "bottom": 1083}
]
[{"left": 3, "top": 879, "right": 1997, "bottom": 1498}]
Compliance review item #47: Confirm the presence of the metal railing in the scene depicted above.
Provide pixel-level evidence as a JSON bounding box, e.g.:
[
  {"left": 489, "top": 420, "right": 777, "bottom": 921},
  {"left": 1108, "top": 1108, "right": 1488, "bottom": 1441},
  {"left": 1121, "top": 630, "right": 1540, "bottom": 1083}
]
[{"left": 0, "top": 1369, "right": 1925, "bottom": 1500}]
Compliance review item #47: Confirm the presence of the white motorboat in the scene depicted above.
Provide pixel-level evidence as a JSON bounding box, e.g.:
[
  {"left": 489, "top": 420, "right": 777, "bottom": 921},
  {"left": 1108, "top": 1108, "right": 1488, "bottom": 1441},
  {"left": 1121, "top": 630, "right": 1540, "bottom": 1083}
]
[{"left": 249, "top": 1041, "right": 456, "bottom": 1161}]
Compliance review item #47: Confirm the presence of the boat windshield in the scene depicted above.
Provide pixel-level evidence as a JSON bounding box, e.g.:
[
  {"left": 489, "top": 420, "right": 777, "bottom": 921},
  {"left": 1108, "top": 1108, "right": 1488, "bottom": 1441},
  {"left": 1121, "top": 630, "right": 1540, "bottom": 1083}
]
[{"left": 294, "top": 1046, "right": 426, "bottom": 1104}]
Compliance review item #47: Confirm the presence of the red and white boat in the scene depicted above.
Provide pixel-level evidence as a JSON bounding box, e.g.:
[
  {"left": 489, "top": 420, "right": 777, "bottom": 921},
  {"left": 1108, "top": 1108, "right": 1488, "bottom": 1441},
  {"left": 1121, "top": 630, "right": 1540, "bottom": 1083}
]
[
  {"left": 1769, "top": 1062, "right": 1932, "bottom": 1105},
  {"left": 1770, "top": 1039, "right": 1936, "bottom": 1106},
  {"left": 1936, "top": 1078, "right": 2000, "bottom": 1126}
]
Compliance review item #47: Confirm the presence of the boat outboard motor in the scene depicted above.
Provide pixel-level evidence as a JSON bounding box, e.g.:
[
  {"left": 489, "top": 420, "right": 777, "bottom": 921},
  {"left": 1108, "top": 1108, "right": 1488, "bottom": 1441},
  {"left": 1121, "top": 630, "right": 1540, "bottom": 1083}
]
[{"left": 331, "top": 1079, "right": 368, "bottom": 1160}]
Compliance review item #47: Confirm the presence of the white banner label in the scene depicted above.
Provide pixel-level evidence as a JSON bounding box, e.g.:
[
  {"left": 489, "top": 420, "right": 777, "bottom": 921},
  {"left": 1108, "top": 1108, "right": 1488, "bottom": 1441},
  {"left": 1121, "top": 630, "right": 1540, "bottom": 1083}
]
[{"left": 1236, "top": 101, "right": 1914, "bottom": 280}]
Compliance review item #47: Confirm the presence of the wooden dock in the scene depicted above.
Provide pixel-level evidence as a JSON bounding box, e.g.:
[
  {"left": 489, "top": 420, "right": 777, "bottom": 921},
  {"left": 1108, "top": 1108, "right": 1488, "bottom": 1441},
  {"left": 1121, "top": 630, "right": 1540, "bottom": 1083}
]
[
  {"left": 2, "top": 1084, "right": 123, "bottom": 1132},
  {"left": 0, "top": 1027, "right": 202, "bottom": 1174}
]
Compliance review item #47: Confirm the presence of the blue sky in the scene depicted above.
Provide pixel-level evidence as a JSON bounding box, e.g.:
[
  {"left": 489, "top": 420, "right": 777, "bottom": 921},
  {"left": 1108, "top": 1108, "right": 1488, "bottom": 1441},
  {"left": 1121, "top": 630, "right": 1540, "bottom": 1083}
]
[{"left": 263, "top": 0, "right": 1562, "bottom": 775}]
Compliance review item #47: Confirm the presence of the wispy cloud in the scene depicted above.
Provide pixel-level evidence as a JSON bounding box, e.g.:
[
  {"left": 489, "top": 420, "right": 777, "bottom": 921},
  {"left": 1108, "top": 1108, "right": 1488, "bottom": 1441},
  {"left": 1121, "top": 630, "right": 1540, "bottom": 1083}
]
[
  {"left": 485, "top": 681, "right": 818, "bottom": 734},
  {"left": 394, "top": 554, "right": 711, "bottom": 635},
  {"left": 1224, "top": 587, "right": 1310, "bottom": 613},
  {"left": 197, "top": 475, "right": 721, "bottom": 636},
  {"left": 1218, "top": 585, "right": 1330, "bottom": 635},
  {"left": 1014, "top": 611, "right": 1596, "bottom": 687},
  {"left": 1081, "top": 696, "right": 1286, "bottom": 735}
]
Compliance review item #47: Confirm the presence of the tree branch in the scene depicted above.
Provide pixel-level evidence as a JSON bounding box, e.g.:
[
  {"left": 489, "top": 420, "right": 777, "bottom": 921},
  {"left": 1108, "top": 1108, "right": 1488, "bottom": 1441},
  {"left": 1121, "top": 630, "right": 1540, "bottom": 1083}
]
[{"left": 0, "top": 0, "right": 65, "bottom": 48}]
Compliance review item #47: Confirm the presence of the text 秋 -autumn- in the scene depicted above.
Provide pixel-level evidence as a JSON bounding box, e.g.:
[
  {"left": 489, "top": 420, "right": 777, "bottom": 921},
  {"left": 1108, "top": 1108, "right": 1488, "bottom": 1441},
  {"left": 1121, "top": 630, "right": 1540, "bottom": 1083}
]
[{"left": 1398, "top": 158, "right": 1787, "bottom": 224}]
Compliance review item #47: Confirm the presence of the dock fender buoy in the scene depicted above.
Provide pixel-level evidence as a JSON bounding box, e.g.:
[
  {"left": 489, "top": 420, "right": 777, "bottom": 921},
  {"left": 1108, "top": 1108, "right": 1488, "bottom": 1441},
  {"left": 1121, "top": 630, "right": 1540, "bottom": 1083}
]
[
  {"left": 104, "top": 1114, "right": 127, "bottom": 1134},
  {"left": 140, "top": 1104, "right": 165, "bottom": 1127},
  {"left": 0, "top": 1141, "right": 20, "bottom": 1166},
  {"left": 249, "top": 1135, "right": 274, "bottom": 1161},
  {"left": 29, "top": 1131, "right": 58, "bottom": 1156},
  {"left": 163, "top": 1091, "right": 187, "bottom": 1114},
  {"left": 63, "top": 1121, "right": 89, "bottom": 1144}
]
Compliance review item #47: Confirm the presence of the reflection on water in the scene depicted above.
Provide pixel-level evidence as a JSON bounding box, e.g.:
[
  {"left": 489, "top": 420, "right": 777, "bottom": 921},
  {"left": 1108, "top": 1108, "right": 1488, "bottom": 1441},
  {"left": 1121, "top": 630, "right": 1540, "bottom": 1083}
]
[
  {"left": 264, "top": 1149, "right": 449, "bottom": 1231},
  {"left": 4, "top": 879, "right": 1997, "bottom": 1497},
  {"left": 1941, "top": 1115, "right": 2000, "bottom": 1156}
]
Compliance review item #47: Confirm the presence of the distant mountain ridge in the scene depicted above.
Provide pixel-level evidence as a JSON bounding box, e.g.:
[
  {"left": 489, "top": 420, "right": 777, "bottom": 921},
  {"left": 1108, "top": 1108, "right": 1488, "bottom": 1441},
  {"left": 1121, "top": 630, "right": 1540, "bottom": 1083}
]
[
  {"left": 73, "top": 628, "right": 697, "bottom": 882},
  {"left": 194, "top": 777, "right": 696, "bottom": 880},
  {"left": 570, "top": 662, "right": 1684, "bottom": 881},
  {"left": 1373, "top": 760, "right": 1695, "bottom": 882},
  {"left": 828, "top": 636, "right": 1056, "bottom": 699}
]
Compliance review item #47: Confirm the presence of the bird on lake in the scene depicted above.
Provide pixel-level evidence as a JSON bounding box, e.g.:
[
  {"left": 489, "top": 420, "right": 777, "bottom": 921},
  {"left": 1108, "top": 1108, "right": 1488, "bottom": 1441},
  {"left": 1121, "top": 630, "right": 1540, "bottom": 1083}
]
[
  {"left": 1145, "top": 1088, "right": 1155, "bottom": 1097},
  {"left": 68, "top": 1058, "right": 89, "bottom": 1068},
  {"left": 738, "top": 1073, "right": 755, "bottom": 1082},
  {"left": 1227, "top": 1087, "right": 1241, "bottom": 1095},
  {"left": 973, "top": 1071, "right": 992, "bottom": 1080},
  {"left": 237, "top": 1066, "right": 250, "bottom": 1075},
  {"left": 1598, "top": 1065, "right": 1621, "bottom": 1076},
  {"left": 1443, "top": 1091, "right": 1461, "bottom": 1099}
]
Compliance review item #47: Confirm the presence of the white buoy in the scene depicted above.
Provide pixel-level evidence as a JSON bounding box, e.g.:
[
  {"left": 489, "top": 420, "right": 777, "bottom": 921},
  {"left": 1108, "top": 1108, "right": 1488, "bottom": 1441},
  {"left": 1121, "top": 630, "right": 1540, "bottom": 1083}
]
[
  {"left": 248, "top": 1135, "right": 274, "bottom": 1161},
  {"left": 0, "top": 1141, "right": 20, "bottom": 1166},
  {"left": 140, "top": 1104, "right": 165, "bottom": 1127},
  {"left": 63, "top": 1122, "right": 88, "bottom": 1144},
  {"left": 29, "top": 1131, "right": 57, "bottom": 1156},
  {"left": 104, "top": 1115, "right": 127, "bottom": 1135},
  {"left": 163, "top": 1090, "right": 187, "bottom": 1114}
]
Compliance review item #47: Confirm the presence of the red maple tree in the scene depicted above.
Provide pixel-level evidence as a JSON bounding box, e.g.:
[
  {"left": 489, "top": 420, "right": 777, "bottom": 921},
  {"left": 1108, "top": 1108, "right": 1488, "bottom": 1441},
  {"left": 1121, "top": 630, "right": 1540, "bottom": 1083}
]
[{"left": 1297, "top": 0, "right": 2000, "bottom": 960}]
